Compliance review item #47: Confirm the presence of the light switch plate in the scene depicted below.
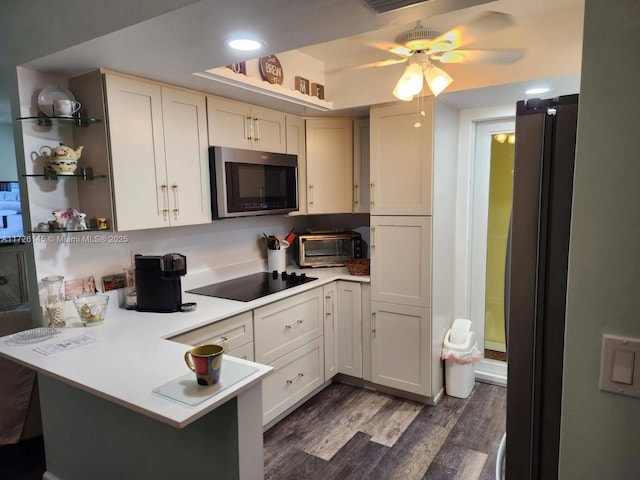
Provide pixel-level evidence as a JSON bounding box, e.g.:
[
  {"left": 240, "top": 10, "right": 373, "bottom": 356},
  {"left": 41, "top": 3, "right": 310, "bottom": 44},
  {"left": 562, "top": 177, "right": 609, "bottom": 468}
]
[{"left": 599, "top": 334, "right": 640, "bottom": 398}]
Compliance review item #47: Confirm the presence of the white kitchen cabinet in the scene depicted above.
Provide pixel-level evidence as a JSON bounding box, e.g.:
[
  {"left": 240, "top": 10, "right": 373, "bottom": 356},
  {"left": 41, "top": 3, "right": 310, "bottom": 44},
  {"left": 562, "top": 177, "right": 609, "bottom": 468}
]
[
  {"left": 323, "top": 282, "right": 338, "bottom": 380},
  {"left": 169, "top": 311, "right": 254, "bottom": 361},
  {"left": 104, "top": 73, "right": 210, "bottom": 231},
  {"left": 337, "top": 281, "right": 363, "bottom": 378},
  {"left": 305, "top": 118, "right": 353, "bottom": 214},
  {"left": 262, "top": 337, "right": 324, "bottom": 426},
  {"left": 285, "top": 114, "right": 307, "bottom": 215},
  {"left": 253, "top": 288, "right": 323, "bottom": 365},
  {"left": 353, "top": 118, "right": 370, "bottom": 214},
  {"left": 370, "top": 301, "right": 431, "bottom": 397},
  {"left": 369, "top": 99, "right": 433, "bottom": 215},
  {"left": 207, "top": 96, "right": 286, "bottom": 153},
  {"left": 254, "top": 287, "right": 325, "bottom": 426},
  {"left": 370, "top": 215, "right": 432, "bottom": 308}
]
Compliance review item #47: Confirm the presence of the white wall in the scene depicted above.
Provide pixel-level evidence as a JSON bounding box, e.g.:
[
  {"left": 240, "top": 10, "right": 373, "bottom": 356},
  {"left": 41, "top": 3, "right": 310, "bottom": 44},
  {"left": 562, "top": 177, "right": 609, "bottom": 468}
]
[
  {"left": 0, "top": 123, "right": 17, "bottom": 180},
  {"left": 559, "top": 0, "right": 640, "bottom": 478}
]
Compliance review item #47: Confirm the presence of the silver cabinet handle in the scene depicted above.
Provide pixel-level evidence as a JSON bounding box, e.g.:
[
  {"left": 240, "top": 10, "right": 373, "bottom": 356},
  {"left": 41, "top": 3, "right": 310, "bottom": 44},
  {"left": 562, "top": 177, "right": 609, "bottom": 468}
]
[
  {"left": 171, "top": 183, "right": 179, "bottom": 219},
  {"left": 371, "top": 226, "right": 376, "bottom": 249},
  {"left": 285, "top": 319, "right": 304, "bottom": 330},
  {"left": 354, "top": 184, "right": 359, "bottom": 205},
  {"left": 308, "top": 184, "right": 314, "bottom": 206},
  {"left": 246, "top": 115, "right": 253, "bottom": 140},
  {"left": 370, "top": 182, "right": 375, "bottom": 206},
  {"left": 372, "top": 311, "right": 377, "bottom": 337},
  {"left": 160, "top": 184, "right": 169, "bottom": 220},
  {"left": 286, "top": 373, "right": 304, "bottom": 384},
  {"left": 254, "top": 117, "right": 260, "bottom": 141}
]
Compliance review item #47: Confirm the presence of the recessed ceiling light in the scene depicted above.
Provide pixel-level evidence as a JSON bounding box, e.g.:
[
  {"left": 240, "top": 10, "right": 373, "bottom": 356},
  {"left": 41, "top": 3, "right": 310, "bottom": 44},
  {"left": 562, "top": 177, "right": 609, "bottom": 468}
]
[
  {"left": 228, "top": 38, "right": 263, "bottom": 51},
  {"left": 525, "top": 87, "right": 550, "bottom": 95}
]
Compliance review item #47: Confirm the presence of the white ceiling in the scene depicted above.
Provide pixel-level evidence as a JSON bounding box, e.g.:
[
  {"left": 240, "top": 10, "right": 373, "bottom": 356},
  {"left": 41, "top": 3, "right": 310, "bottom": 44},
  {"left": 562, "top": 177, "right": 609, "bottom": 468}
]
[{"left": 6, "top": 0, "right": 584, "bottom": 120}]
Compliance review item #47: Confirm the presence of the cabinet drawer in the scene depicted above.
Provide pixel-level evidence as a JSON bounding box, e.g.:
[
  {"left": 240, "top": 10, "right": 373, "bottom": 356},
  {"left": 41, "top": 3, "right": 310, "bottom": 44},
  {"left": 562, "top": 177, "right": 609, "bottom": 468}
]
[
  {"left": 227, "top": 342, "right": 254, "bottom": 362},
  {"left": 169, "top": 311, "right": 253, "bottom": 352},
  {"left": 262, "top": 337, "right": 324, "bottom": 425},
  {"left": 254, "top": 288, "right": 323, "bottom": 364}
]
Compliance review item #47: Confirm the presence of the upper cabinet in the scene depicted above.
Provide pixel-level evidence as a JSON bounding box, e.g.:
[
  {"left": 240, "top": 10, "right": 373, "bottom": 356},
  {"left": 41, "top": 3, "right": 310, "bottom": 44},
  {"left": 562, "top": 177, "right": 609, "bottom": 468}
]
[
  {"left": 305, "top": 118, "right": 353, "bottom": 215},
  {"left": 353, "top": 118, "right": 370, "bottom": 214},
  {"left": 285, "top": 114, "right": 307, "bottom": 215},
  {"left": 369, "top": 99, "right": 434, "bottom": 215},
  {"left": 103, "top": 73, "right": 210, "bottom": 231},
  {"left": 207, "top": 96, "right": 286, "bottom": 153}
]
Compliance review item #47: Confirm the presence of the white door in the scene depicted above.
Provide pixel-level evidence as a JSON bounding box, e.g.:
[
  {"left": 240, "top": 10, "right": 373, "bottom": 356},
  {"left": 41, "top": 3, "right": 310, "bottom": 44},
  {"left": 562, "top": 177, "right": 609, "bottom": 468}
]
[
  {"left": 161, "top": 87, "right": 211, "bottom": 226},
  {"left": 323, "top": 282, "right": 338, "bottom": 379},
  {"left": 370, "top": 301, "right": 431, "bottom": 396},
  {"left": 370, "top": 216, "right": 432, "bottom": 308},
  {"left": 469, "top": 118, "right": 514, "bottom": 382},
  {"left": 369, "top": 100, "right": 433, "bottom": 216},
  {"left": 206, "top": 97, "right": 252, "bottom": 150},
  {"left": 353, "top": 118, "right": 370, "bottom": 213},
  {"left": 337, "top": 281, "right": 363, "bottom": 377},
  {"left": 305, "top": 118, "right": 353, "bottom": 214},
  {"left": 105, "top": 74, "right": 166, "bottom": 231},
  {"left": 251, "top": 106, "right": 286, "bottom": 153}
]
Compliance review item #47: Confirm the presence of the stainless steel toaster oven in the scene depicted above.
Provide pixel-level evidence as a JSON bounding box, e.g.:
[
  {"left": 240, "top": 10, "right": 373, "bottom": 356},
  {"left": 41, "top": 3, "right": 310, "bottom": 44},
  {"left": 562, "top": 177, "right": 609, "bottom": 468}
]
[{"left": 296, "top": 231, "right": 363, "bottom": 267}]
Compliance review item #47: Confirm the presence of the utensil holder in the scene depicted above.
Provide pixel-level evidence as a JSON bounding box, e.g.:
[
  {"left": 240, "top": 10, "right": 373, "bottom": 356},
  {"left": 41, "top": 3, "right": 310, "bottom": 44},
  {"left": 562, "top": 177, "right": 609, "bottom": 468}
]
[{"left": 267, "top": 248, "right": 287, "bottom": 273}]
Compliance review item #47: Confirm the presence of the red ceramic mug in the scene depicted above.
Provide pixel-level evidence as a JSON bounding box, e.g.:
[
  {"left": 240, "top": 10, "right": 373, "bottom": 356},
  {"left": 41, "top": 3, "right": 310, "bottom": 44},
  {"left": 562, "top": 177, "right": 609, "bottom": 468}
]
[{"left": 184, "top": 344, "right": 224, "bottom": 386}]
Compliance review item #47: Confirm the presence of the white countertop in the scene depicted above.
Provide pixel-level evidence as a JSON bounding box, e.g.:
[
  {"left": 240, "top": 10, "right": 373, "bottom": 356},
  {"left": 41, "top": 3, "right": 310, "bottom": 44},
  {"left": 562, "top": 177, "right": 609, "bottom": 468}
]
[{"left": 0, "top": 265, "right": 369, "bottom": 428}]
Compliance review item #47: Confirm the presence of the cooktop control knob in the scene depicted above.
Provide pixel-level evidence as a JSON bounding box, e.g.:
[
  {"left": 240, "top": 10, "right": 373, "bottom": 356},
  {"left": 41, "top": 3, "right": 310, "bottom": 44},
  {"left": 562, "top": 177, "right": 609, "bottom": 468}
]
[
  {"left": 281, "top": 271, "right": 288, "bottom": 280},
  {"left": 272, "top": 270, "right": 278, "bottom": 279}
]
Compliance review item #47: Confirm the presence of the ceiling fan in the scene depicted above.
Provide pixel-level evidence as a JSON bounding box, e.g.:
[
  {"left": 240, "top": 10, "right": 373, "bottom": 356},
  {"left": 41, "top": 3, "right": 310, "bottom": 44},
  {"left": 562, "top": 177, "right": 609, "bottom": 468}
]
[{"left": 367, "top": 11, "right": 524, "bottom": 100}]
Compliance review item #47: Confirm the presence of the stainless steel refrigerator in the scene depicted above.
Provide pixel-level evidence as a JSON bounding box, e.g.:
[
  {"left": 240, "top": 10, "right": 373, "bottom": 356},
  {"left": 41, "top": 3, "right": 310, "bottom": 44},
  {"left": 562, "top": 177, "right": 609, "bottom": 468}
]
[{"left": 505, "top": 94, "right": 579, "bottom": 479}]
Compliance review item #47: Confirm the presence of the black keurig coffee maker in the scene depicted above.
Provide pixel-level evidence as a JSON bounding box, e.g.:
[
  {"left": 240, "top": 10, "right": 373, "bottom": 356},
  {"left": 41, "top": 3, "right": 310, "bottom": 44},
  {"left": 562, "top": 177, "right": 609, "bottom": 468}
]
[{"left": 135, "top": 253, "right": 187, "bottom": 313}]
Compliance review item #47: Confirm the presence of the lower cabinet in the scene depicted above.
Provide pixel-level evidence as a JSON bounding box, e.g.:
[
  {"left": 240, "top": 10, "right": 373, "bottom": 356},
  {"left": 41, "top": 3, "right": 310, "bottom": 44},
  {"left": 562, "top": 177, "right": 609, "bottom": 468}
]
[
  {"left": 169, "top": 311, "right": 254, "bottom": 361},
  {"left": 323, "top": 283, "right": 338, "bottom": 379},
  {"left": 254, "top": 287, "right": 325, "bottom": 426},
  {"left": 369, "top": 301, "right": 431, "bottom": 397},
  {"left": 261, "top": 337, "right": 324, "bottom": 425},
  {"left": 337, "top": 280, "right": 363, "bottom": 377}
]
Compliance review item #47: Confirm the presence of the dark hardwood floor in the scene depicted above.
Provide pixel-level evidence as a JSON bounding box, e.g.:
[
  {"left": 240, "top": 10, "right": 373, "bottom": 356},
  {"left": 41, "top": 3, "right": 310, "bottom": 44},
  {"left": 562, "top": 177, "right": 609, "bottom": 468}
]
[
  {"left": 264, "top": 381, "right": 506, "bottom": 480},
  {"left": 1, "top": 382, "right": 505, "bottom": 479}
]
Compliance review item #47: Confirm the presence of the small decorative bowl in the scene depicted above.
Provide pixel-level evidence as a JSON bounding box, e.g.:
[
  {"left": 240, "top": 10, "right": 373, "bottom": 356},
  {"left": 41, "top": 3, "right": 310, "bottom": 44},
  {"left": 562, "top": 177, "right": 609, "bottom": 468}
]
[{"left": 73, "top": 294, "right": 109, "bottom": 326}]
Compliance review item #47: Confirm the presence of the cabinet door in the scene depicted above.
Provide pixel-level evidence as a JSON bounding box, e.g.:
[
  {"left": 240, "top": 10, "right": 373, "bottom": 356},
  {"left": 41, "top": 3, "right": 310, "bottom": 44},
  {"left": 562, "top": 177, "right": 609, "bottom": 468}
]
[
  {"left": 370, "top": 100, "right": 433, "bottom": 215},
  {"left": 162, "top": 87, "right": 211, "bottom": 226},
  {"left": 353, "top": 118, "right": 370, "bottom": 214},
  {"left": 206, "top": 96, "right": 252, "bottom": 150},
  {"left": 305, "top": 118, "right": 353, "bottom": 214},
  {"left": 251, "top": 106, "right": 286, "bottom": 153},
  {"left": 337, "top": 281, "right": 363, "bottom": 378},
  {"left": 285, "top": 114, "right": 307, "bottom": 215},
  {"left": 105, "top": 74, "right": 167, "bottom": 231},
  {"left": 371, "top": 301, "right": 431, "bottom": 397},
  {"left": 323, "top": 282, "right": 338, "bottom": 379},
  {"left": 370, "top": 216, "right": 432, "bottom": 308}
]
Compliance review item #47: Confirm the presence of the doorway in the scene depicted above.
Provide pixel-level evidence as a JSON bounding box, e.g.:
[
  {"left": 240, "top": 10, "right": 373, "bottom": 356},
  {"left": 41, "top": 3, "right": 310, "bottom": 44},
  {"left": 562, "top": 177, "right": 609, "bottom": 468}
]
[{"left": 469, "top": 118, "right": 515, "bottom": 384}]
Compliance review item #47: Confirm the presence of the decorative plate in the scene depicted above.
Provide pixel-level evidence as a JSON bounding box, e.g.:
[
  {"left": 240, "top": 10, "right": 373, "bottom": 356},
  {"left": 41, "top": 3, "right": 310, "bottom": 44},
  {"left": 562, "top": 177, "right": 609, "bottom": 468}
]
[
  {"left": 37, "top": 85, "right": 76, "bottom": 117},
  {"left": 7, "top": 327, "right": 60, "bottom": 345}
]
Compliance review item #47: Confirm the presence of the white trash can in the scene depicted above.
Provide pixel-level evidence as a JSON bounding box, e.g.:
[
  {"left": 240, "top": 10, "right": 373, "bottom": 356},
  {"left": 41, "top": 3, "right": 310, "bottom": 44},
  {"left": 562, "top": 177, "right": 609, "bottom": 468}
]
[{"left": 441, "top": 318, "right": 482, "bottom": 399}]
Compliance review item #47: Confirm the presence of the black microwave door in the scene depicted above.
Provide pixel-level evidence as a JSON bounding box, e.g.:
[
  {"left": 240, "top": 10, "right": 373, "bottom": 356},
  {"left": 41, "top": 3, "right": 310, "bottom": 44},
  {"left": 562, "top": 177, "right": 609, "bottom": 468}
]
[{"left": 225, "top": 163, "right": 297, "bottom": 213}]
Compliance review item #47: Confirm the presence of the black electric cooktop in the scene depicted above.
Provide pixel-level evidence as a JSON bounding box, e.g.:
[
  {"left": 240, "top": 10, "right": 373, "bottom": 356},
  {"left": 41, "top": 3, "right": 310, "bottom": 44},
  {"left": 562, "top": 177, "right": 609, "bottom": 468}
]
[{"left": 186, "top": 271, "right": 317, "bottom": 302}]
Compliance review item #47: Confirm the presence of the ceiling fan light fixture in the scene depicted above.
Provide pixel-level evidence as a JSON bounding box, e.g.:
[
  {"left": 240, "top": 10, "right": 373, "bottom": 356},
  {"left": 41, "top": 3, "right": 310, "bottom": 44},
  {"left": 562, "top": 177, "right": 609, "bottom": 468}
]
[
  {"left": 423, "top": 63, "right": 453, "bottom": 96},
  {"left": 393, "top": 62, "right": 424, "bottom": 100}
]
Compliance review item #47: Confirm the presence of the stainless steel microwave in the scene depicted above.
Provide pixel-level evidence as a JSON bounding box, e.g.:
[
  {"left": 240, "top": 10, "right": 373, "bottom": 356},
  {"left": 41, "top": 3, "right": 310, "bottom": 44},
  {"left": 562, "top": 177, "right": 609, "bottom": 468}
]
[
  {"left": 209, "top": 146, "right": 298, "bottom": 219},
  {"left": 296, "top": 231, "right": 363, "bottom": 267}
]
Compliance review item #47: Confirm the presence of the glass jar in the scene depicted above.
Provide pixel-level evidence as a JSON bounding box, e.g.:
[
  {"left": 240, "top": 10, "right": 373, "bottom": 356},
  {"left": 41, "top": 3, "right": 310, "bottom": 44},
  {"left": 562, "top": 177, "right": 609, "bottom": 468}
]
[
  {"left": 42, "top": 275, "right": 66, "bottom": 327},
  {"left": 124, "top": 267, "right": 137, "bottom": 310}
]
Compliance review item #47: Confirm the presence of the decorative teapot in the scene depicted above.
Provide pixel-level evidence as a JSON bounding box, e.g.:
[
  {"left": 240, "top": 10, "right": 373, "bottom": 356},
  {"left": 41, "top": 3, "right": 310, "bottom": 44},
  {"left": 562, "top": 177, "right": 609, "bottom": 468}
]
[
  {"left": 39, "top": 144, "right": 84, "bottom": 175},
  {"left": 40, "top": 144, "right": 84, "bottom": 161}
]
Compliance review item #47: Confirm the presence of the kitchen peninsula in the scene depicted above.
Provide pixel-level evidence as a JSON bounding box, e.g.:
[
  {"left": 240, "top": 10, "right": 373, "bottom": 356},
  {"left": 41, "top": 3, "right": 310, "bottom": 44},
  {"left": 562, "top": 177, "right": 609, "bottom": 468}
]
[{"left": 0, "top": 266, "right": 368, "bottom": 480}]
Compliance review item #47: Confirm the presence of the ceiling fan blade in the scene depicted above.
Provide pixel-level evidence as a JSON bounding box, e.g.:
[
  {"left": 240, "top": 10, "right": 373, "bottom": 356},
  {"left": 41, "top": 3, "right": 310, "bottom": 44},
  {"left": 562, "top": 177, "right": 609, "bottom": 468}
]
[
  {"left": 430, "top": 11, "right": 514, "bottom": 53},
  {"left": 327, "top": 56, "right": 408, "bottom": 73},
  {"left": 369, "top": 41, "right": 413, "bottom": 57},
  {"left": 433, "top": 49, "right": 525, "bottom": 64}
]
